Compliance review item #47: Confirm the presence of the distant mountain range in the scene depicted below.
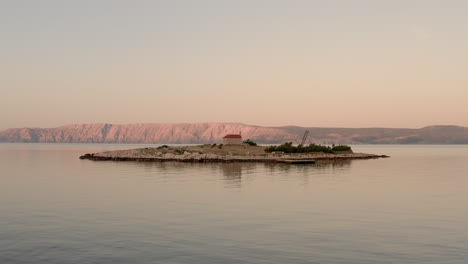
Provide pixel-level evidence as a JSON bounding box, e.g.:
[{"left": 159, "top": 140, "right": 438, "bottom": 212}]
[{"left": 1, "top": 123, "right": 468, "bottom": 144}]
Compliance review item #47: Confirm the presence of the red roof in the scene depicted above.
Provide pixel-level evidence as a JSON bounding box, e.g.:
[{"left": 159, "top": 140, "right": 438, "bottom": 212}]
[{"left": 223, "top": 134, "right": 242, "bottom": 139}]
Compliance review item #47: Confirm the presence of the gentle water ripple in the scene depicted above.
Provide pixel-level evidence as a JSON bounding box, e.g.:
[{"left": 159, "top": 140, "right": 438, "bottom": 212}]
[{"left": 1, "top": 144, "right": 468, "bottom": 263}]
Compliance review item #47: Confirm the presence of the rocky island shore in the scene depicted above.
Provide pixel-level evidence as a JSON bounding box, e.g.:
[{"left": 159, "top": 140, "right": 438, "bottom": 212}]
[{"left": 79, "top": 144, "right": 389, "bottom": 164}]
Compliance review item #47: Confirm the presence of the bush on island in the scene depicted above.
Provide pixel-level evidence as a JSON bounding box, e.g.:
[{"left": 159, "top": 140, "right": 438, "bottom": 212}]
[
  {"left": 243, "top": 139, "right": 257, "bottom": 146},
  {"left": 174, "top": 149, "right": 184, "bottom": 155},
  {"left": 265, "top": 142, "right": 352, "bottom": 154},
  {"left": 331, "top": 145, "right": 352, "bottom": 151}
]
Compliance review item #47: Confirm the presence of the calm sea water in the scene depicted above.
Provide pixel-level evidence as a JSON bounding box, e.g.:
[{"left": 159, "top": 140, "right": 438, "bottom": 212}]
[{"left": 1, "top": 144, "right": 467, "bottom": 264}]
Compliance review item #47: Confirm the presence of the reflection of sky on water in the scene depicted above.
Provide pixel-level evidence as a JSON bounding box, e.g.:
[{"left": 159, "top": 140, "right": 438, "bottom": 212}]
[{"left": 2, "top": 144, "right": 468, "bottom": 264}]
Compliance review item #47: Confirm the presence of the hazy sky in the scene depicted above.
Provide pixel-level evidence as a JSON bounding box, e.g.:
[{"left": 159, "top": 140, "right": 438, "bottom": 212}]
[{"left": 1, "top": 0, "right": 467, "bottom": 130}]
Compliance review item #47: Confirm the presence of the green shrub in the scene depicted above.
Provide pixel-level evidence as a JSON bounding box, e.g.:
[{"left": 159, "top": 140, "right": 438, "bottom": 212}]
[
  {"left": 243, "top": 139, "right": 257, "bottom": 146},
  {"left": 157, "top": 145, "right": 169, "bottom": 149},
  {"left": 331, "top": 145, "right": 352, "bottom": 151},
  {"left": 173, "top": 149, "right": 184, "bottom": 155},
  {"left": 264, "top": 142, "right": 347, "bottom": 154}
]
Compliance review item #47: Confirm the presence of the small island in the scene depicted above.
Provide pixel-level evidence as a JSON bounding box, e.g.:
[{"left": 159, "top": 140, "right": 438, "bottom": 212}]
[{"left": 80, "top": 137, "right": 388, "bottom": 164}]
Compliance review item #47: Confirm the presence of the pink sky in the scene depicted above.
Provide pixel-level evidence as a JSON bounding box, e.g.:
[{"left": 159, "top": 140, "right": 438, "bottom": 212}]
[{"left": 1, "top": 1, "right": 467, "bottom": 130}]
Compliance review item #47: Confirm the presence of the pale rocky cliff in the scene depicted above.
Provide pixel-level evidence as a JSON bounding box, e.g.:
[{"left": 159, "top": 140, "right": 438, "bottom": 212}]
[{"left": 1, "top": 123, "right": 467, "bottom": 144}]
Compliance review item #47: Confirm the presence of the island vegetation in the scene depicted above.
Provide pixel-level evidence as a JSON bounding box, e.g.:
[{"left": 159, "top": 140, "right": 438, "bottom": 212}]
[
  {"left": 265, "top": 142, "right": 352, "bottom": 154},
  {"left": 243, "top": 139, "right": 257, "bottom": 146}
]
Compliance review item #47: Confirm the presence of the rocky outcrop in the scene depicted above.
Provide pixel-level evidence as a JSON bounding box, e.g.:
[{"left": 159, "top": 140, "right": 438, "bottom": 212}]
[
  {"left": 79, "top": 147, "right": 389, "bottom": 163},
  {"left": 1, "top": 123, "right": 468, "bottom": 144}
]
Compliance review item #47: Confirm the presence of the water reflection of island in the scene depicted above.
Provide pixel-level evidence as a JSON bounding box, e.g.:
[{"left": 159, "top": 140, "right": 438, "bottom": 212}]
[
  {"left": 129, "top": 160, "right": 353, "bottom": 188},
  {"left": 262, "top": 160, "right": 353, "bottom": 186},
  {"left": 220, "top": 163, "right": 256, "bottom": 188},
  {"left": 218, "top": 161, "right": 352, "bottom": 188},
  {"left": 264, "top": 160, "right": 352, "bottom": 173}
]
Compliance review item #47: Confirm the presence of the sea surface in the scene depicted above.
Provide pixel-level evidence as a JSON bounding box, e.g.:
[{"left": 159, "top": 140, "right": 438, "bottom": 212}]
[{"left": 1, "top": 144, "right": 467, "bottom": 264}]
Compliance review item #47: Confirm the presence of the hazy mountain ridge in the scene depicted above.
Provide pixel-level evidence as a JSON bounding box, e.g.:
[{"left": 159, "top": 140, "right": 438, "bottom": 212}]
[{"left": 1, "top": 123, "right": 467, "bottom": 144}]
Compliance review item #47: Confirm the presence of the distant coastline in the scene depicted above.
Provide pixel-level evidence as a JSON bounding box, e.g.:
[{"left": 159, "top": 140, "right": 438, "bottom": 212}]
[{"left": 1, "top": 123, "right": 468, "bottom": 144}]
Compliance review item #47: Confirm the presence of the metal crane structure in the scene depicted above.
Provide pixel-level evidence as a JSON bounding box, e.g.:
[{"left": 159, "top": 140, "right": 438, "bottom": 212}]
[{"left": 300, "top": 130, "right": 309, "bottom": 146}]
